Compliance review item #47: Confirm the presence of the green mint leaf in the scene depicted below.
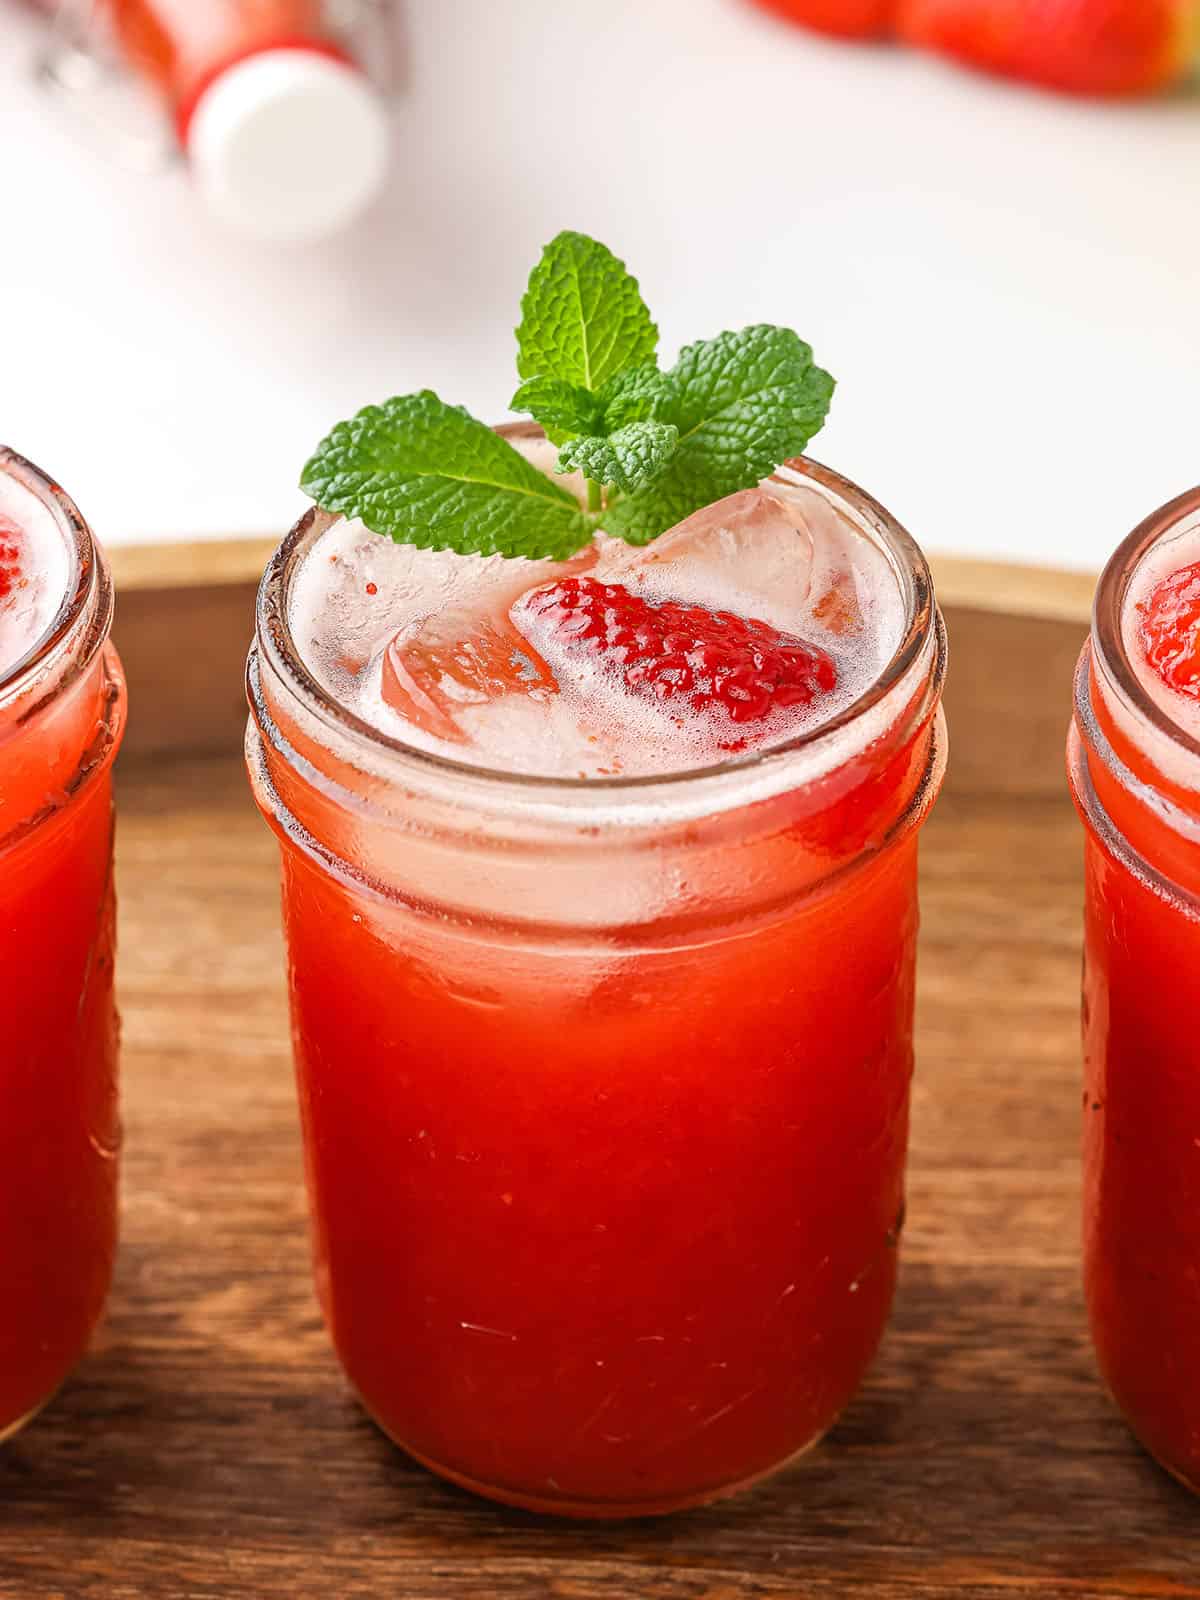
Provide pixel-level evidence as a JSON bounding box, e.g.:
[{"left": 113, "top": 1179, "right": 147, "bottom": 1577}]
[
  {"left": 516, "top": 232, "right": 658, "bottom": 394},
  {"left": 558, "top": 421, "right": 680, "bottom": 492},
  {"left": 509, "top": 375, "right": 602, "bottom": 443},
  {"left": 603, "top": 326, "right": 834, "bottom": 545},
  {"left": 597, "top": 364, "right": 676, "bottom": 431},
  {"left": 300, "top": 390, "right": 593, "bottom": 561}
]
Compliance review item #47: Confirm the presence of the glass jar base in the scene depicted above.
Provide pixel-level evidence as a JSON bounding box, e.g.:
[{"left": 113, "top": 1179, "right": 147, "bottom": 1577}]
[
  {"left": 1096, "top": 1373, "right": 1200, "bottom": 1499},
  {"left": 381, "top": 1425, "right": 826, "bottom": 1519},
  {"left": 0, "top": 1395, "right": 52, "bottom": 1446},
  {"left": 1162, "top": 1460, "right": 1200, "bottom": 1497}
]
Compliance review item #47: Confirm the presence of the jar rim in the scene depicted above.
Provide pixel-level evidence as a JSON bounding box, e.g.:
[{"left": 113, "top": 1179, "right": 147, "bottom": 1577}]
[
  {"left": 254, "top": 431, "right": 941, "bottom": 799},
  {"left": 1091, "top": 483, "right": 1200, "bottom": 771},
  {"left": 0, "top": 445, "right": 111, "bottom": 714}
]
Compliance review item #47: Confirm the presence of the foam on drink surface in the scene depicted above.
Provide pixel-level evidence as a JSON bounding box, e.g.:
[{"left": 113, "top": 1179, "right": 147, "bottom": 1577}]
[
  {"left": 289, "top": 448, "right": 907, "bottom": 781},
  {"left": 0, "top": 471, "right": 72, "bottom": 685}
]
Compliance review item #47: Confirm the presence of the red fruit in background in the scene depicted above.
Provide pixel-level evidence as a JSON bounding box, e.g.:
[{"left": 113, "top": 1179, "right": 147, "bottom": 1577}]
[
  {"left": 747, "top": 0, "right": 895, "bottom": 40},
  {"left": 516, "top": 577, "right": 838, "bottom": 728},
  {"left": 897, "top": 0, "right": 1198, "bottom": 97},
  {"left": 1138, "top": 559, "right": 1200, "bottom": 699}
]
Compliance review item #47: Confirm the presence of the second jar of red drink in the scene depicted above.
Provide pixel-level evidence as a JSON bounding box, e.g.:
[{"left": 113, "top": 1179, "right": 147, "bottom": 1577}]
[
  {"left": 1069, "top": 487, "right": 1200, "bottom": 1494},
  {"left": 247, "top": 440, "right": 947, "bottom": 1515},
  {"left": 0, "top": 448, "right": 126, "bottom": 1441}
]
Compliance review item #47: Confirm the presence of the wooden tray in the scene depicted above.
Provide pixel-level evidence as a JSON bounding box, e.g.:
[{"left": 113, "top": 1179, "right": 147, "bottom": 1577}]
[{"left": 2, "top": 547, "right": 1195, "bottom": 1600}]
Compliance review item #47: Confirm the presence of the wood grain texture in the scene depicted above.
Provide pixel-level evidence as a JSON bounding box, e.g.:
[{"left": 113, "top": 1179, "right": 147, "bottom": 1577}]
[
  {"left": 115, "top": 583, "right": 258, "bottom": 758},
  {"left": 0, "top": 744, "right": 1195, "bottom": 1600},
  {"left": 939, "top": 607, "right": 1087, "bottom": 799}
]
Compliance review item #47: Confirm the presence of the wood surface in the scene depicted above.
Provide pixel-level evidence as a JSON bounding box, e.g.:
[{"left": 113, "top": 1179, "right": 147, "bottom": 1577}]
[
  {"left": 3, "top": 565, "right": 1196, "bottom": 1599},
  {"left": 2, "top": 764, "right": 1198, "bottom": 1594}
]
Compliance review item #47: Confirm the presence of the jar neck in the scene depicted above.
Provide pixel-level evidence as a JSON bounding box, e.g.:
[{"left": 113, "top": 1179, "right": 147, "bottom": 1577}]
[
  {"left": 1072, "top": 649, "right": 1200, "bottom": 906},
  {"left": 0, "top": 450, "right": 123, "bottom": 851},
  {"left": 248, "top": 655, "right": 945, "bottom": 939},
  {"left": 1070, "top": 487, "right": 1200, "bottom": 899}
]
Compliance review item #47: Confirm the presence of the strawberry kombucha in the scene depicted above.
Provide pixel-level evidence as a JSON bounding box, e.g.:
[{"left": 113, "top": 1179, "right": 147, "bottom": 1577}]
[
  {"left": 1069, "top": 486, "right": 1200, "bottom": 1493},
  {"left": 0, "top": 448, "right": 126, "bottom": 1441},
  {"left": 247, "top": 433, "right": 947, "bottom": 1514}
]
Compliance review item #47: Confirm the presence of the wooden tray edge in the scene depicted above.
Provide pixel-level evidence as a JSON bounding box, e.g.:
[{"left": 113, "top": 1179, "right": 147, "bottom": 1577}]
[
  {"left": 108, "top": 538, "right": 1098, "bottom": 626},
  {"left": 109, "top": 541, "right": 1091, "bottom": 796}
]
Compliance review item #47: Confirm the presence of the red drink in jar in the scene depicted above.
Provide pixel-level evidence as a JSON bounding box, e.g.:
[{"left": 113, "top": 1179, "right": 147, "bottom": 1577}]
[
  {"left": 0, "top": 448, "right": 126, "bottom": 1441},
  {"left": 247, "top": 427, "right": 946, "bottom": 1514},
  {"left": 1068, "top": 486, "right": 1200, "bottom": 1493}
]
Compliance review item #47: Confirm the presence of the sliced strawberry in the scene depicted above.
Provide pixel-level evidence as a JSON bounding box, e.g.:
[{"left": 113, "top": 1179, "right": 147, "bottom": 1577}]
[
  {"left": 0, "top": 516, "right": 25, "bottom": 607},
  {"left": 1138, "top": 558, "right": 1200, "bottom": 699},
  {"left": 748, "top": 0, "right": 895, "bottom": 39},
  {"left": 382, "top": 610, "right": 559, "bottom": 743},
  {"left": 897, "top": 0, "right": 1197, "bottom": 97},
  {"left": 515, "top": 576, "right": 838, "bottom": 728},
  {"left": 614, "top": 487, "right": 818, "bottom": 636}
]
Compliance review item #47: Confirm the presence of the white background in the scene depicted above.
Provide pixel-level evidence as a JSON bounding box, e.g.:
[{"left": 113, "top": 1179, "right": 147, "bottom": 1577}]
[{"left": 2, "top": 0, "right": 1198, "bottom": 568}]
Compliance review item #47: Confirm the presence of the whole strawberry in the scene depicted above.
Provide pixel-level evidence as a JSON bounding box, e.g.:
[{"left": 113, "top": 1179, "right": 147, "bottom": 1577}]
[
  {"left": 898, "top": 0, "right": 1199, "bottom": 96},
  {"left": 747, "top": 0, "right": 895, "bottom": 39}
]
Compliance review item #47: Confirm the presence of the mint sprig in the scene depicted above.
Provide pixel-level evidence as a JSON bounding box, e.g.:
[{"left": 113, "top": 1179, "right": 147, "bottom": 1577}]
[
  {"left": 603, "top": 327, "right": 835, "bottom": 544},
  {"left": 508, "top": 376, "right": 601, "bottom": 441},
  {"left": 299, "top": 391, "right": 592, "bottom": 560},
  {"left": 300, "top": 232, "right": 834, "bottom": 560},
  {"left": 516, "top": 231, "right": 658, "bottom": 396},
  {"left": 596, "top": 364, "right": 676, "bottom": 430},
  {"left": 558, "top": 421, "right": 679, "bottom": 492}
]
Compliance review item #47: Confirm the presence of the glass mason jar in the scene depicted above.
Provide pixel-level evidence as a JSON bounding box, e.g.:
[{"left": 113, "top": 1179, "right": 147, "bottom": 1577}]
[
  {"left": 0, "top": 447, "right": 126, "bottom": 1442},
  {"left": 246, "top": 442, "right": 947, "bottom": 1517},
  {"left": 1068, "top": 486, "right": 1200, "bottom": 1494}
]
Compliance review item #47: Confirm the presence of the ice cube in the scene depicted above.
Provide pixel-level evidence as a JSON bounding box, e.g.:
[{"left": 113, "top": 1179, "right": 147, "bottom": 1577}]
[
  {"left": 380, "top": 543, "right": 605, "bottom": 743},
  {"left": 382, "top": 606, "right": 559, "bottom": 743},
  {"left": 810, "top": 569, "right": 865, "bottom": 637},
  {"left": 598, "top": 487, "right": 820, "bottom": 635},
  {"left": 290, "top": 475, "right": 903, "bottom": 786},
  {"left": 293, "top": 523, "right": 594, "bottom": 745}
]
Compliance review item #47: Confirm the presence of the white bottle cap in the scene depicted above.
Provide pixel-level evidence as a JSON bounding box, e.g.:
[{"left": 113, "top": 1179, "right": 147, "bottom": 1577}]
[{"left": 186, "top": 48, "right": 390, "bottom": 244}]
